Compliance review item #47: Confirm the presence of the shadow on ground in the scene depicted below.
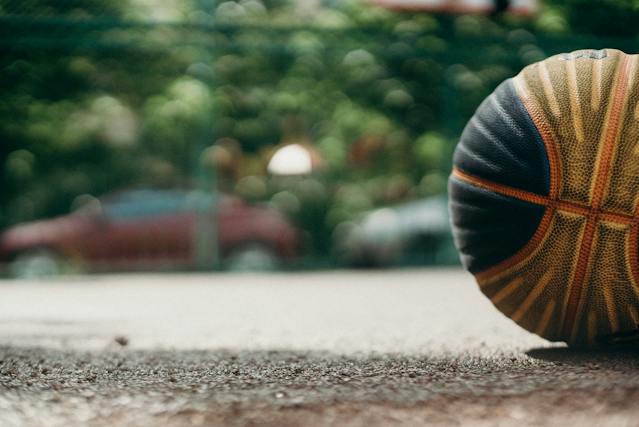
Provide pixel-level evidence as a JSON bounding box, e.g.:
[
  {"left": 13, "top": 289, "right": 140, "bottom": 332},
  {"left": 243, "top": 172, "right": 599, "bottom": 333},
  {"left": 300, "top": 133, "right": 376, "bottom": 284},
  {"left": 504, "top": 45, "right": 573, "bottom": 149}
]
[{"left": 526, "top": 345, "right": 639, "bottom": 364}]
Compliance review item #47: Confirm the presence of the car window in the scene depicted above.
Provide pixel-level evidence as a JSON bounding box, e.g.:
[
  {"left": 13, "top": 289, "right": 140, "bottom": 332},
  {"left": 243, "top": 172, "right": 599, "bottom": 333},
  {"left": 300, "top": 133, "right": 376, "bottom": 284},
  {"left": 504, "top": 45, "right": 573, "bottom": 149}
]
[{"left": 103, "top": 190, "right": 189, "bottom": 220}]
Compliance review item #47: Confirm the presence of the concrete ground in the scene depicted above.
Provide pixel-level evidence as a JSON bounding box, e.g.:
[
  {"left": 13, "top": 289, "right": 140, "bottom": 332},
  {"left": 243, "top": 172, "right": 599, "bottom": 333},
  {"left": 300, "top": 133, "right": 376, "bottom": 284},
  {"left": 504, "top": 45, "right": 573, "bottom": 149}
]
[{"left": 0, "top": 269, "right": 637, "bottom": 426}]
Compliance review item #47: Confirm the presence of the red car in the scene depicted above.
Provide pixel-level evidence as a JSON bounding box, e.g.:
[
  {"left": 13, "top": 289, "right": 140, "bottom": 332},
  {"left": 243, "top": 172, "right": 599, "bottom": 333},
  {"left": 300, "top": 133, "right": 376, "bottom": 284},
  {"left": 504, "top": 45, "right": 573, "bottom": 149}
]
[{"left": 0, "top": 189, "right": 300, "bottom": 277}]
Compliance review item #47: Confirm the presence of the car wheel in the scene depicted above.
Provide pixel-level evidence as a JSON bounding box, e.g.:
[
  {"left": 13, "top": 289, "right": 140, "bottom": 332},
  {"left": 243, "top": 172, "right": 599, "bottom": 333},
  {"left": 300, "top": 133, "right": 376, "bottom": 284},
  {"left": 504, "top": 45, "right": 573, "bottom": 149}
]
[
  {"left": 9, "top": 249, "right": 63, "bottom": 279},
  {"left": 226, "top": 244, "right": 278, "bottom": 272}
]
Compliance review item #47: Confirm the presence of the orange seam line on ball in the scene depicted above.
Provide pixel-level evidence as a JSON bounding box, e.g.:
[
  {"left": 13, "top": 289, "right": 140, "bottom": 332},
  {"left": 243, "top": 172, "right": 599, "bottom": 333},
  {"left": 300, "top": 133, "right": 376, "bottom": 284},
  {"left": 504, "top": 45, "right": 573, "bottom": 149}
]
[
  {"left": 561, "top": 54, "right": 632, "bottom": 341},
  {"left": 629, "top": 215, "right": 639, "bottom": 301},
  {"left": 471, "top": 73, "right": 566, "bottom": 286},
  {"left": 452, "top": 167, "right": 549, "bottom": 205},
  {"left": 451, "top": 167, "right": 556, "bottom": 283},
  {"left": 513, "top": 75, "right": 561, "bottom": 200},
  {"left": 474, "top": 208, "right": 555, "bottom": 283},
  {"left": 452, "top": 165, "right": 638, "bottom": 288},
  {"left": 452, "top": 167, "right": 635, "bottom": 225},
  {"left": 627, "top": 56, "right": 639, "bottom": 304},
  {"left": 563, "top": 215, "right": 598, "bottom": 341}
]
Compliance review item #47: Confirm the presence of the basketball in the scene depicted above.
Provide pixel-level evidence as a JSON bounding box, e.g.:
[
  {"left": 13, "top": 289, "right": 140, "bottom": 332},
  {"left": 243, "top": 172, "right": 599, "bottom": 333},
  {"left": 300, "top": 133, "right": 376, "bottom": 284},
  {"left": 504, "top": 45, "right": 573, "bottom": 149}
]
[{"left": 449, "top": 49, "right": 639, "bottom": 347}]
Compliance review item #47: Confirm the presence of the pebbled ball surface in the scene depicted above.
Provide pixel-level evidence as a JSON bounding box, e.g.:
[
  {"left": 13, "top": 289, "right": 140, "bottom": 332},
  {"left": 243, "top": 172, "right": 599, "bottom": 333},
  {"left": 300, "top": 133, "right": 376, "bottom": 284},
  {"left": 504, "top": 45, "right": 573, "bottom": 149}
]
[{"left": 449, "top": 49, "right": 639, "bottom": 347}]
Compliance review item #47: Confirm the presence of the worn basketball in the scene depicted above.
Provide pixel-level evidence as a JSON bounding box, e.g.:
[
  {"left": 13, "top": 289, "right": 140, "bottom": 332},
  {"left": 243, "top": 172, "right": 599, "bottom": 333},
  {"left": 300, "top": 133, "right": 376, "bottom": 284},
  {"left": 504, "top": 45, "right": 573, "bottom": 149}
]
[{"left": 449, "top": 49, "right": 639, "bottom": 347}]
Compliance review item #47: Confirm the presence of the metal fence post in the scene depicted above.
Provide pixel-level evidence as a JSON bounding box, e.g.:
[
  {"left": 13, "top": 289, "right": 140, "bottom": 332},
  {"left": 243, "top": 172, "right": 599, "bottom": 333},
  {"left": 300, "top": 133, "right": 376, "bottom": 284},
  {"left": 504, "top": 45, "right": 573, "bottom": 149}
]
[{"left": 193, "top": 0, "right": 219, "bottom": 271}]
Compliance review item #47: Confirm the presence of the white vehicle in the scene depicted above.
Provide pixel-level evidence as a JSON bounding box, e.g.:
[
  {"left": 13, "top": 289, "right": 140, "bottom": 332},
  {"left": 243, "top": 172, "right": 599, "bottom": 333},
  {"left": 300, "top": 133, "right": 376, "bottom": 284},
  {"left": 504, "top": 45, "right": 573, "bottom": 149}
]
[{"left": 334, "top": 196, "right": 459, "bottom": 267}]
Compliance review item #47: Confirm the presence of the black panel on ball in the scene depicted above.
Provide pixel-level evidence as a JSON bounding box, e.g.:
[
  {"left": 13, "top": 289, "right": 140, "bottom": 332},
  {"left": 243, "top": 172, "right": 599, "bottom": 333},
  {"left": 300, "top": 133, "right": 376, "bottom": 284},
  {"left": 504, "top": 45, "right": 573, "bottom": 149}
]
[
  {"left": 453, "top": 79, "right": 550, "bottom": 196},
  {"left": 448, "top": 176, "right": 547, "bottom": 274}
]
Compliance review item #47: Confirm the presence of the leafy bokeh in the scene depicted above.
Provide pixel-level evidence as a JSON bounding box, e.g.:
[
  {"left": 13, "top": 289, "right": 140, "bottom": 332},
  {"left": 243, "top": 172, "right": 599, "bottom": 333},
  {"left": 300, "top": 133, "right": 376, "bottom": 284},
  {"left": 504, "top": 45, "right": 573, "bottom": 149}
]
[{"left": 1, "top": 0, "right": 637, "bottom": 261}]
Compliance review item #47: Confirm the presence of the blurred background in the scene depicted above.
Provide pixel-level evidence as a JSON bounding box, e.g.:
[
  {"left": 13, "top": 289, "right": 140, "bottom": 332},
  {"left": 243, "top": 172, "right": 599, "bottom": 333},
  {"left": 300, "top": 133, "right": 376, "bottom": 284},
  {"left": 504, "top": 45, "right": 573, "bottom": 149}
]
[{"left": 0, "top": 0, "right": 637, "bottom": 277}]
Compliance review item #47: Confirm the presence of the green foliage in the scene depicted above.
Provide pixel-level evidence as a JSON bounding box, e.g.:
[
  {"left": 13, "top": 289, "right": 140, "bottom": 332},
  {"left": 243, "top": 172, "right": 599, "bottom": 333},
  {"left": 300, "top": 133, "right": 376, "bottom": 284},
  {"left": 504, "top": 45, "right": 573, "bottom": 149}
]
[
  {"left": 1, "top": 0, "right": 637, "bottom": 259},
  {"left": 551, "top": 0, "right": 639, "bottom": 37}
]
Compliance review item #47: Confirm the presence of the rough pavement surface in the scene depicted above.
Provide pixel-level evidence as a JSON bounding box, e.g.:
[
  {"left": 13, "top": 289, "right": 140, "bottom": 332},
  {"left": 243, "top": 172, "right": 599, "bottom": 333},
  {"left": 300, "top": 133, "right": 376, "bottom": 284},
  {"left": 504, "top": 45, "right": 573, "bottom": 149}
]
[{"left": 0, "top": 269, "right": 638, "bottom": 426}]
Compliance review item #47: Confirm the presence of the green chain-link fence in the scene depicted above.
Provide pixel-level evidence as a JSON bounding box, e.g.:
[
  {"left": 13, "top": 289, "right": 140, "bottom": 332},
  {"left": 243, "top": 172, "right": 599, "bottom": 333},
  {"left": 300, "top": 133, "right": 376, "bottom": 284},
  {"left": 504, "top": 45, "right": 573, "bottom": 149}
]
[{"left": 1, "top": 1, "right": 637, "bottom": 274}]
